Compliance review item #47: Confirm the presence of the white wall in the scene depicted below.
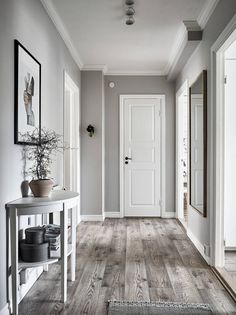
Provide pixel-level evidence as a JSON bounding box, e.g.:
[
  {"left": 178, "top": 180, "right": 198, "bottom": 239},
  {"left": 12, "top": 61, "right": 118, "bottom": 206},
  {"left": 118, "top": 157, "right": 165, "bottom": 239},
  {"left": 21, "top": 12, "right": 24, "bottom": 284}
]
[
  {"left": 176, "top": 0, "right": 236, "bottom": 256},
  {"left": 0, "top": 0, "right": 80, "bottom": 311},
  {"left": 224, "top": 42, "right": 236, "bottom": 248}
]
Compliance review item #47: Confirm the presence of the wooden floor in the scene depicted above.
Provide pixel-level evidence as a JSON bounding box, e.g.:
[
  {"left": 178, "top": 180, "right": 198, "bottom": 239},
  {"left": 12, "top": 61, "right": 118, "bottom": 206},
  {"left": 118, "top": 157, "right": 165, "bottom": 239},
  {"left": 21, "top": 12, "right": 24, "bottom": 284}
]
[{"left": 19, "top": 218, "right": 236, "bottom": 315}]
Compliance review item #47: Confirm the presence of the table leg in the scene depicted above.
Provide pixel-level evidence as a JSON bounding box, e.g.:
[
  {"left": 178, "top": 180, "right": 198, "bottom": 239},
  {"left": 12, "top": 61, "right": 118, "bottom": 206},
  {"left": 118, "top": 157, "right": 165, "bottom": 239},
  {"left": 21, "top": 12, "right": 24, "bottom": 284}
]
[
  {"left": 60, "top": 206, "right": 68, "bottom": 303},
  {"left": 70, "top": 206, "right": 77, "bottom": 281},
  {"left": 10, "top": 209, "right": 18, "bottom": 315}
]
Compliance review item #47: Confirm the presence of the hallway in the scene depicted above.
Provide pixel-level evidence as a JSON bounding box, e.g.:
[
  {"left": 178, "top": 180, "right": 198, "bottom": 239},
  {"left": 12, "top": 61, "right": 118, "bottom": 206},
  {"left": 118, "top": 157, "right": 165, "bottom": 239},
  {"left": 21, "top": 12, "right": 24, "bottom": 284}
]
[{"left": 19, "top": 219, "right": 236, "bottom": 315}]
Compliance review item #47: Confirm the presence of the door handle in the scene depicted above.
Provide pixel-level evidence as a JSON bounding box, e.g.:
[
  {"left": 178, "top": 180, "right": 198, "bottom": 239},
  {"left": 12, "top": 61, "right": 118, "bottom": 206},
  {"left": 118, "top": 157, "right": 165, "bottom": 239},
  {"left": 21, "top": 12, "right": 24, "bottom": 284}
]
[{"left": 125, "top": 157, "right": 132, "bottom": 160}]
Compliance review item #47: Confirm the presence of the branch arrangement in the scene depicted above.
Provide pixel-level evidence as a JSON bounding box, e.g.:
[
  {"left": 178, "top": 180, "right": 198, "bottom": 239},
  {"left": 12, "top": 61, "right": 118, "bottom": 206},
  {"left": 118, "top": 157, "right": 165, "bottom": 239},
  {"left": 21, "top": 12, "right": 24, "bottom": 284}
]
[{"left": 21, "top": 128, "right": 63, "bottom": 180}]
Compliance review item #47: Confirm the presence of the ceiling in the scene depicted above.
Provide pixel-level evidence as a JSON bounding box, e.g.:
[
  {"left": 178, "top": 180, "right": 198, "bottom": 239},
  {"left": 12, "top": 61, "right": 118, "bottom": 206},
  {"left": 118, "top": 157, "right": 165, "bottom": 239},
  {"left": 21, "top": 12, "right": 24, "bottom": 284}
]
[{"left": 43, "top": 0, "right": 217, "bottom": 75}]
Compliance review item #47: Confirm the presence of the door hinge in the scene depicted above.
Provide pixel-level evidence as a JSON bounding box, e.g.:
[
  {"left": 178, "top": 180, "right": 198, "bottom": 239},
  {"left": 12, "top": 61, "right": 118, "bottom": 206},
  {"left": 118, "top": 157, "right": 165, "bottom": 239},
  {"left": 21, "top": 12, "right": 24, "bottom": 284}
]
[
  {"left": 224, "top": 76, "right": 227, "bottom": 84},
  {"left": 159, "top": 110, "right": 161, "bottom": 116}
]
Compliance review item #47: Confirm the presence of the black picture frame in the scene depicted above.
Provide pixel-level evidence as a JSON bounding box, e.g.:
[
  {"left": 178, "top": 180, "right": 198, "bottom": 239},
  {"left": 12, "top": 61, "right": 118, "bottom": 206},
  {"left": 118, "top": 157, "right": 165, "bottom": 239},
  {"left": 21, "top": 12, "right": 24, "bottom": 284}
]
[{"left": 14, "top": 40, "right": 41, "bottom": 145}]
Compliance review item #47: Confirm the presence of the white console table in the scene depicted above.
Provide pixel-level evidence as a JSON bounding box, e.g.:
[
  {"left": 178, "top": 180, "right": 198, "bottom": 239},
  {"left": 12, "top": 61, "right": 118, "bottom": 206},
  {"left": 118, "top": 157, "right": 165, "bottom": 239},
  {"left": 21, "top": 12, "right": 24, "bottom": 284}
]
[{"left": 6, "top": 190, "right": 79, "bottom": 315}]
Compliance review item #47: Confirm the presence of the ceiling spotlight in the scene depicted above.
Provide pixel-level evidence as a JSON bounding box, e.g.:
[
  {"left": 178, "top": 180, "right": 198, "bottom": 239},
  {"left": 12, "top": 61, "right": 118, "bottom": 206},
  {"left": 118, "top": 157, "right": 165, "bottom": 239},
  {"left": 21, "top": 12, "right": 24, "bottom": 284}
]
[
  {"left": 126, "top": 7, "right": 135, "bottom": 16},
  {"left": 125, "top": 0, "right": 134, "bottom": 5},
  {"left": 126, "top": 16, "right": 135, "bottom": 25}
]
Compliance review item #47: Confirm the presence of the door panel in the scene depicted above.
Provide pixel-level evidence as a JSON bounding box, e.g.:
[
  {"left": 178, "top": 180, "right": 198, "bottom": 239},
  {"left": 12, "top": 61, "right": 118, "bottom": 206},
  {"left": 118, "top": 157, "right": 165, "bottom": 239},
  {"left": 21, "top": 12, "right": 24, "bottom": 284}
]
[{"left": 122, "top": 96, "right": 162, "bottom": 217}]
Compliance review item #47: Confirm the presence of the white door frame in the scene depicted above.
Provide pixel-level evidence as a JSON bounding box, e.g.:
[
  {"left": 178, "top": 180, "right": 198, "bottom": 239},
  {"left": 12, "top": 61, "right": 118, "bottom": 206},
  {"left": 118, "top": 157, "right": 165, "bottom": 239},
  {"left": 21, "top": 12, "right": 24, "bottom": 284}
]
[
  {"left": 176, "top": 80, "right": 188, "bottom": 226},
  {"left": 119, "top": 94, "right": 166, "bottom": 218},
  {"left": 210, "top": 14, "right": 236, "bottom": 267},
  {"left": 64, "top": 71, "right": 80, "bottom": 225}
]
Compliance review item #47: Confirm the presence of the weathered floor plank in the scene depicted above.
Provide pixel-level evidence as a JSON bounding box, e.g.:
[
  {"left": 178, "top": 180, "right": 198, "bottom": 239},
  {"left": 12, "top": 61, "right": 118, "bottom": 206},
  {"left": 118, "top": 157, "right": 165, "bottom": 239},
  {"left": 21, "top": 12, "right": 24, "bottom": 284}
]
[{"left": 19, "top": 219, "right": 236, "bottom": 315}]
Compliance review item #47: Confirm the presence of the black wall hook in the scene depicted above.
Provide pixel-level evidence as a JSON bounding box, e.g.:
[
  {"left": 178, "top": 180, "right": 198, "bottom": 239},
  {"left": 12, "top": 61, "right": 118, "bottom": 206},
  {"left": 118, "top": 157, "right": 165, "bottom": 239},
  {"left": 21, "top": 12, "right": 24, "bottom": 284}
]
[{"left": 87, "top": 124, "right": 95, "bottom": 137}]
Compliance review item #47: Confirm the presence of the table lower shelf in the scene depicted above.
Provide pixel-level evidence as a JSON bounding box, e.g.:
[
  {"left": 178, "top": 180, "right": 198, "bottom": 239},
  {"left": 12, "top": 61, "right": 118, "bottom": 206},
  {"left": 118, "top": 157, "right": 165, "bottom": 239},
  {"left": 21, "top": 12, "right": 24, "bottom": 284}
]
[{"left": 18, "top": 244, "right": 72, "bottom": 270}]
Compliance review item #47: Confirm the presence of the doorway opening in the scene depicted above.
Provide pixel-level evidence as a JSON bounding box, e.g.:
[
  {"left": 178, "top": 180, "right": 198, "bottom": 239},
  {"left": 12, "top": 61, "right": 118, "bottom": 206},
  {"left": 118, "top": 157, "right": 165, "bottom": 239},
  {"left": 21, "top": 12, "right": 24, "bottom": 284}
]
[
  {"left": 223, "top": 37, "right": 236, "bottom": 291},
  {"left": 176, "top": 81, "right": 188, "bottom": 228},
  {"left": 64, "top": 72, "right": 81, "bottom": 225},
  {"left": 211, "top": 22, "right": 236, "bottom": 298}
]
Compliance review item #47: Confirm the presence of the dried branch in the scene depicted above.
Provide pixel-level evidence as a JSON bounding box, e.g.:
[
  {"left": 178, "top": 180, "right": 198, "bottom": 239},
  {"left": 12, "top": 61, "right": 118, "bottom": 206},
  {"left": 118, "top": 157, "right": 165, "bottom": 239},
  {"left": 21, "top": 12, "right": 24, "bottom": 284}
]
[{"left": 20, "top": 128, "right": 63, "bottom": 180}]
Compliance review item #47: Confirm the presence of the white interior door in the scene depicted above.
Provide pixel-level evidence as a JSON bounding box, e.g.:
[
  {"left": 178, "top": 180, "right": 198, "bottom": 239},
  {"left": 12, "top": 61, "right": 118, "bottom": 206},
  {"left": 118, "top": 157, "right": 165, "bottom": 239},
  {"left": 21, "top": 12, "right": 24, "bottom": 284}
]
[
  {"left": 190, "top": 95, "right": 204, "bottom": 211},
  {"left": 120, "top": 95, "right": 164, "bottom": 217}
]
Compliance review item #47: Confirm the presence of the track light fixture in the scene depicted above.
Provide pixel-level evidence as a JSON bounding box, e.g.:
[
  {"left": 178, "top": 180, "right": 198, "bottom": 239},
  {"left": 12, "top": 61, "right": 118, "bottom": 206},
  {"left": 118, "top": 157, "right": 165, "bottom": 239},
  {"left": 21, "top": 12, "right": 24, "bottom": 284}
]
[
  {"left": 126, "top": 17, "right": 135, "bottom": 25},
  {"left": 125, "top": 0, "right": 134, "bottom": 5},
  {"left": 126, "top": 6, "right": 135, "bottom": 16},
  {"left": 125, "top": 0, "right": 135, "bottom": 26}
]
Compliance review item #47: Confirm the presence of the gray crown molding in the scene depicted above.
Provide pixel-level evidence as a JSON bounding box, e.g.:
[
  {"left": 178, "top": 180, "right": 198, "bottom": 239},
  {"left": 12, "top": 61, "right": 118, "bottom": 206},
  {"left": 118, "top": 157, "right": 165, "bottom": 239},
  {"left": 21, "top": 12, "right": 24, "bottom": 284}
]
[
  {"left": 40, "top": 0, "right": 83, "bottom": 69},
  {"left": 41, "top": 0, "right": 219, "bottom": 77}
]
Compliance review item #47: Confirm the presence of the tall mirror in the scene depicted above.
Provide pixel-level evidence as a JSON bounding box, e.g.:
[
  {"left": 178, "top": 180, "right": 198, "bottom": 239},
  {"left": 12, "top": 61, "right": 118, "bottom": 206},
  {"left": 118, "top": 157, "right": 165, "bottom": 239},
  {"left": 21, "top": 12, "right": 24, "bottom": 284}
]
[{"left": 189, "top": 70, "right": 207, "bottom": 217}]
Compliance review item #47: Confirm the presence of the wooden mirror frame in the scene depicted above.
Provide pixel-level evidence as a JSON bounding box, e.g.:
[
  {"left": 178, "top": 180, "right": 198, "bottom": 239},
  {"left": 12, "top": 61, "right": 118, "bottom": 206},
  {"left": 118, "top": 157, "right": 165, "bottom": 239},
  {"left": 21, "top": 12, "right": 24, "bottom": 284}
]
[{"left": 189, "top": 70, "right": 207, "bottom": 217}]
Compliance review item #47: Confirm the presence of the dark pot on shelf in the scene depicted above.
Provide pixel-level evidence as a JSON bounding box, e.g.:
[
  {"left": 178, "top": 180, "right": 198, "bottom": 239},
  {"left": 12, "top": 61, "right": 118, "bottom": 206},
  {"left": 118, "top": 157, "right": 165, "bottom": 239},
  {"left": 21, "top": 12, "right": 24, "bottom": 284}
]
[
  {"left": 29, "top": 179, "right": 54, "bottom": 197},
  {"left": 21, "top": 180, "right": 29, "bottom": 197},
  {"left": 20, "top": 240, "right": 49, "bottom": 262}
]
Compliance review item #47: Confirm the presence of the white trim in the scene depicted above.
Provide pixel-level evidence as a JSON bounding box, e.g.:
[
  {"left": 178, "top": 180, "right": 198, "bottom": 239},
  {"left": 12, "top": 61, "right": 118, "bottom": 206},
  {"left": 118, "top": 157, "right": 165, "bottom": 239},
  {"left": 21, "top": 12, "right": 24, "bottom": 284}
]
[
  {"left": 80, "top": 215, "right": 104, "bottom": 221},
  {"left": 210, "top": 14, "right": 236, "bottom": 267},
  {"left": 102, "top": 74, "right": 105, "bottom": 221},
  {"left": 162, "top": 212, "right": 176, "bottom": 219},
  {"left": 106, "top": 70, "right": 166, "bottom": 76},
  {"left": 187, "top": 228, "right": 210, "bottom": 264},
  {"left": 64, "top": 71, "right": 79, "bottom": 92},
  {"left": 175, "top": 80, "right": 189, "bottom": 222},
  {"left": 165, "top": 0, "right": 219, "bottom": 76},
  {"left": 82, "top": 64, "right": 108, "bottom": 74},
  {"left": 0, "top": 304, "right": 10, "bottom": 315},
  {"left": 119, "top": 94, "right": 166, "bottom": 218},
  {"left": 197, "top": 0, "right": 220, "bottom": 29},
  {"left": 104, "top": 212, "right": 121, "bottom": 218},
  {"left": 40, "top": 0, "right": 83, "bottom": 69},
  {"left": 41, "top": 0, "right": 219, "bottom": 78},
  {"left": 165, "top": 24, "right": 187, "bottom": 75},
  {"left": 63, "top": 71, "right": 81, "bottom": 225}
]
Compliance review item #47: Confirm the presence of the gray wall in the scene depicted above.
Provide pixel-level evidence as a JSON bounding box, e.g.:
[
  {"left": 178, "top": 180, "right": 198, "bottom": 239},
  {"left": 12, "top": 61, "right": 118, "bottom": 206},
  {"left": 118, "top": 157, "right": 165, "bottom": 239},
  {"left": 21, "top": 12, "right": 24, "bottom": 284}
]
[
  {"left": 81, "top": 71, "right": 104, "bottom": 215},
  {"left": 0, "top": 0, "right": 80, "bottom": 311},
  {"left": 105, "top": 76, "right": 175, "bottom": 213},
  {"left": 176, "top": 0, "right": 236, "bottom": 249}
]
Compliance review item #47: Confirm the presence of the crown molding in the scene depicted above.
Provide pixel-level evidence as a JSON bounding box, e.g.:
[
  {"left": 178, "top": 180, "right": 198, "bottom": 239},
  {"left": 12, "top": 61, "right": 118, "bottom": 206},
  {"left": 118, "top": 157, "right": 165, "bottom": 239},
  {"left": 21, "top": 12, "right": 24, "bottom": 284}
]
[
  {"left": 82, "top": 64, "right": 108, "bottom": 74},
  {"left": 40, "top": 0, "right": 83, "bottom": 69},
  {"left": 41, "top": 0, "right": 219, "bottom": 78},
  {"left": 106, "top": 70, "right": 166, "bottom": 76},
  {"left": 165, "top": 0, "right": 219, "bottom": 77},
  {"left": 197, "top": 0, "right": 220, "bottom": 29},
  {"left": 164, "top": 23, "right": 187, "bottom": 75}
]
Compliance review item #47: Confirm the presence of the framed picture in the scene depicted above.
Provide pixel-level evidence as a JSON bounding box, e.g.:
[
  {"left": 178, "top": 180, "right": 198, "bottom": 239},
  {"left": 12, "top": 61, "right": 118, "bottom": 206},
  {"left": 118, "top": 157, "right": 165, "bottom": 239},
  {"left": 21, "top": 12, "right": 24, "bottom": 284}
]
[{"left": 14, "top": 40, "right": 41, "bottom": 145}]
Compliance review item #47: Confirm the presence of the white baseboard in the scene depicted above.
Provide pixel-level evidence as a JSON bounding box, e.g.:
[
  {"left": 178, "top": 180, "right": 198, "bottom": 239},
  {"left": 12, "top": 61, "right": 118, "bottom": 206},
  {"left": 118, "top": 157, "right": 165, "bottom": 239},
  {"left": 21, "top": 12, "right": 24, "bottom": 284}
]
[
  {"left": 80, "top": 215, "right": 104, "bottom": 221},
  {"left": 0, "top": 304, "right": 10, "bottom": 315},
  {"left": 104, "top": 212, "right": 121, "bottom": 218},
  {"left": 187, "top": 228, "right": 210, "bottom": 264},
  {"left": 161, "top": 212, "right": 176, "bottom": 218}
]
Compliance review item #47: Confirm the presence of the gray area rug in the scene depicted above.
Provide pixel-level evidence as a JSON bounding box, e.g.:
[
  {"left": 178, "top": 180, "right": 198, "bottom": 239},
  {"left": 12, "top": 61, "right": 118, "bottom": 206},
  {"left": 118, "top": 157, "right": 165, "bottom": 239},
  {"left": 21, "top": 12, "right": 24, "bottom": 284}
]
[{"left": 107, "top": 301, "right": 213, "bottom": 315}]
